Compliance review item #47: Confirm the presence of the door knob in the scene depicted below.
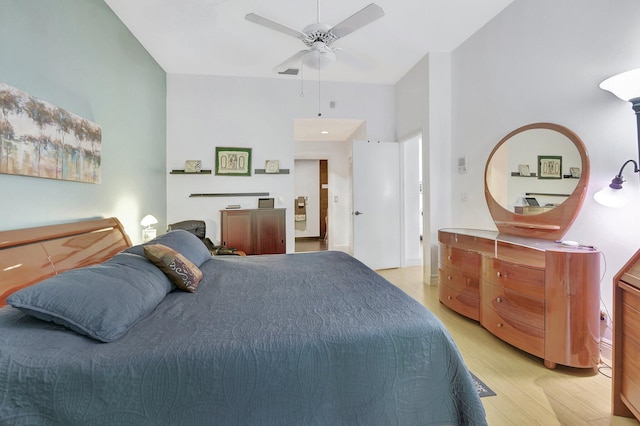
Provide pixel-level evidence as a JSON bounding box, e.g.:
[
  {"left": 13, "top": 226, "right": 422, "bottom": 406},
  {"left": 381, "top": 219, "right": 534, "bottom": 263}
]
[{"left": 354, "top": 211, "right": 364, "bottom": 216}]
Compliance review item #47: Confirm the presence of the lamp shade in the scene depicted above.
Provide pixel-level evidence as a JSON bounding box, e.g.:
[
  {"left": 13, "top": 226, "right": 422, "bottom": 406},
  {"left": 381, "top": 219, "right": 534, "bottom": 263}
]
[
  {"left": 599, "top": 68, "right": 640, "bottom": 102},
  {"left": 594, "top": 185, "right": 632, "bottom": 208},
  {"left": 140, "top": 214, "right": 158, "bottom": 228}
]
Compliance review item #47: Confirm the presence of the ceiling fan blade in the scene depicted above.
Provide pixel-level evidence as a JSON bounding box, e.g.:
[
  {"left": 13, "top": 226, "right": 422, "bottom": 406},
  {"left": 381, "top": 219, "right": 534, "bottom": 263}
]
[
  {"left": 245, "top": 13, "right": 304, "bottom": 40},
  {"left": 274, "top": 50, "right": 309, "bottom": 73},
  {"left": 334, "top": 47, "right": 373, "bottom": 71},
  {"left": 328, "top": 3, "right": 385, "bottom": 39}
]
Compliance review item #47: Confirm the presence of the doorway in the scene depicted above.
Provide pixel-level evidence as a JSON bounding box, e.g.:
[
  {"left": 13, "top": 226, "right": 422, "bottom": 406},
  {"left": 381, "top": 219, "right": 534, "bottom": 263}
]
[{"left": 294, "top": 159, "right": 328, "bottom": 253}]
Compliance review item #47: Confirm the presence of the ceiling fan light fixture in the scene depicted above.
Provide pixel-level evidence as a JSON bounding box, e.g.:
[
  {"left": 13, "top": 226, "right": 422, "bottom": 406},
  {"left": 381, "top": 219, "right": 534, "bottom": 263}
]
[{"left": 303, "top": 48, "right": 336, "bottom": 70}]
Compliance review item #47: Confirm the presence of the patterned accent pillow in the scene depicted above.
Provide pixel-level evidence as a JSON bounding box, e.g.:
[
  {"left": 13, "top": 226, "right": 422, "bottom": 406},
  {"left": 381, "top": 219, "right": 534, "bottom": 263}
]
[{"left": 144, "top": 244, "right": 203, "bottom": 292}]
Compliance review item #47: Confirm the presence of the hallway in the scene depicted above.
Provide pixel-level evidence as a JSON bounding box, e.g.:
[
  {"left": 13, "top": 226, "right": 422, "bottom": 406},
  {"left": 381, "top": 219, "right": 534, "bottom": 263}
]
[{"left": 294, "top": 237, "right": 327, "bottom": 253}]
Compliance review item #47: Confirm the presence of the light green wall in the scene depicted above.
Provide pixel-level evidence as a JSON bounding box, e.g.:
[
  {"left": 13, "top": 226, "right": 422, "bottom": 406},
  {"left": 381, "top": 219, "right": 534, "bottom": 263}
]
[{"left": 0, "top": 0, "right": 166, "bottom": 242}]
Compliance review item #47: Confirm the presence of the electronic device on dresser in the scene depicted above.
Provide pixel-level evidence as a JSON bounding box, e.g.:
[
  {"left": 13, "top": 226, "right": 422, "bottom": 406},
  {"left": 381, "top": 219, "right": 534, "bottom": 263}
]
[{"left": 438, "top": 123, "right": 600, "bottom": 370}]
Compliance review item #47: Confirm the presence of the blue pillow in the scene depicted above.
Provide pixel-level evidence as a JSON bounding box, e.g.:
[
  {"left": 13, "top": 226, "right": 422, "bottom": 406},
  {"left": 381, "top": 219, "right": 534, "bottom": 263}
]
[
  {"left": 6, "top": 253, "right": 174, "bottom": 343},
  {"left": 124, "top": 230, "right": 211, "bottom": 267}
]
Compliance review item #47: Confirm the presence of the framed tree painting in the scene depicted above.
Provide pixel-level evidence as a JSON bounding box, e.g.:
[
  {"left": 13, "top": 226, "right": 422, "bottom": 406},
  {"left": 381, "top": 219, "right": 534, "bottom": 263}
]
[{"left": 215, "top": 147, "right": 251, "bottom": 176}]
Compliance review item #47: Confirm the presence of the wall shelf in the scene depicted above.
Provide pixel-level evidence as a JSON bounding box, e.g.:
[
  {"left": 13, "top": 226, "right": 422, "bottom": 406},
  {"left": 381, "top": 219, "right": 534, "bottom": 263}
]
[
  {"left": 254, "top": 169, "right": 290, "bottom": 174},
  {"left": 189, "top": 192, "right": 269, "bottom": 198},
  {"left": 511, "top": 172, "right": 538, "bottom": 177},
  {"left": 170, "top": 169, "right": 212, "bottom": 174}
]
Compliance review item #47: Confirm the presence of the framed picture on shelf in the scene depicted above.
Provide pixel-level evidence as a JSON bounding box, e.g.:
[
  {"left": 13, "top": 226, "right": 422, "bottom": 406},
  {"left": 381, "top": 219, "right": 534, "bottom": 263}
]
[
  {"left": 265, "top": 160, "right": 280, "bottom": 174},
  {"left": 538, "top": 155, "right": 562, "bottom": 179},
  {"left": 215, "top": 147, "right": 252, "bottom": 176},
  {"left": 570, "top": 167, "right": 581, "bottom": 178},
  {"left": 184, "top": 160, "right": 202, "bottom": 173},
  {"left": 518, "top": 164, "right": 531, "bottom": 176}
]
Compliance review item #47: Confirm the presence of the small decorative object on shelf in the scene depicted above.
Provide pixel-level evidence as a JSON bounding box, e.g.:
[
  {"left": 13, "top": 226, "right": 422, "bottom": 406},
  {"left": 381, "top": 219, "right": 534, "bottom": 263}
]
[
  {"left": 570, "top": 167, "right": 581, "bottom": 178},
  {"left": 184, "top": 160, "right": 202, "bottom": 173},
  {"left": 518, "top": 164, "right": 531, "bottom": 176},
  {"left": 265, "top": 160, "right": 280, "bottom": 174}
]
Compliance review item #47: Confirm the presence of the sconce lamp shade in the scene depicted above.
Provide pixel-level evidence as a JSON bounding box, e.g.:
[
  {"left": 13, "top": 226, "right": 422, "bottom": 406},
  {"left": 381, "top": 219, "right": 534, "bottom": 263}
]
[
  {"left": 600, "top": 68, "right": 640, "bottom": 102},
  {"left": 593, "top": 160, "right": 639, "bottom": 208},
  {"left": 140, "top": 214, "right": 158, "bottom": 228},
  {"left": 594, "top": 182, "right": 632, "bottom": 208}
]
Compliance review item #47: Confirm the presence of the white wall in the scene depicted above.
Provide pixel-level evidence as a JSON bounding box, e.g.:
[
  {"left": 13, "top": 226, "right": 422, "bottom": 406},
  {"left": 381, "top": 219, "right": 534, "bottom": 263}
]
[
  {"left": 449, "top": 0, "right": 640, "bottom": 328},
  {"left": 167, "top": 74, "right": 394, "bottom": 252},
  {"left": 294, "top": 160, "right": 320, "bottom": 238},
  {"left": 395, "top": 53, "right": 452, "bottom": 281},
  {"left": 0, "top": 0, "right": 166, "bottom": 241}
]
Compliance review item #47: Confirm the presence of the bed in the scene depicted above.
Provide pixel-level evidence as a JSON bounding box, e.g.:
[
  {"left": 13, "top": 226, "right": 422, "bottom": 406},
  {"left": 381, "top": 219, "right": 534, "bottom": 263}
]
[{"left": 0, "top": 217, "right": 487, "bottom": 425}]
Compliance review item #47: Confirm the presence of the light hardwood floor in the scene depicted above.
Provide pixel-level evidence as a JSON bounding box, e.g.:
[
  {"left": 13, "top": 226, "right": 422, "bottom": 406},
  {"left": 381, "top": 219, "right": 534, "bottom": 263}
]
[{"left": 377, "top": 266, "right": 639, "bottom": 426}]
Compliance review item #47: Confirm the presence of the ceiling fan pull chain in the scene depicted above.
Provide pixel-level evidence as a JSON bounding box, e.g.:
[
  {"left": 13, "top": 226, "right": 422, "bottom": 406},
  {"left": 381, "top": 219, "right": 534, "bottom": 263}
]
[
  {"left": 317, "top": 68, "right": 322, "bottom": 116},
  {"left": 300, "top": 59, "right": 305, "bottom": 98}
]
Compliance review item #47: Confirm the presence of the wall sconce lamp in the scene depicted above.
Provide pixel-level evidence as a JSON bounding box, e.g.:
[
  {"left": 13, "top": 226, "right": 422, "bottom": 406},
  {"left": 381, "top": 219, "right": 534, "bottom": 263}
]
[
  {"left": 594, "top": 68, "right": 640, "bottom": 207},
  {"left": 140, "top": 214, "right": 158, "bottom": 242}
]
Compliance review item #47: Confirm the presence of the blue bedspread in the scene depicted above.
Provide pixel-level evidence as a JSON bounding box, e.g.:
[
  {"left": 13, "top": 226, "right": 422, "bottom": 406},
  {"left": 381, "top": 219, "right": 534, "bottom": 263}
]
[{"left": 0, "top": 251, "right": 486, "bottom": 425}]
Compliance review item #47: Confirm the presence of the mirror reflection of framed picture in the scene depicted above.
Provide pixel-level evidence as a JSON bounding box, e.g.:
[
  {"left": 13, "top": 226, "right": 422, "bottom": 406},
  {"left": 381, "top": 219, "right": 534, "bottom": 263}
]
[
  {"left": 518, "top": 164, "right": 531, "bottom": 176},
  {"left": 570, "top": 167, "right": 581, "bottom": 178},
  {"left": 538, "top": 155, "right": 562, "bottom": 179}
]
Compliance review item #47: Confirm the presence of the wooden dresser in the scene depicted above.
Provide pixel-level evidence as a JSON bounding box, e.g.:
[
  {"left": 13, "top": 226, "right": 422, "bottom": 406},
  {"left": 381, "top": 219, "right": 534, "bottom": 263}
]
[
  {"left": 439, "top": 228, "right": 600, "bottom": 369},
  {"left": 612, "top": 249, "right": 640, "bottom": 420},
  {"left": 220, "top": 208, "right": 286, "bottom": 255}
]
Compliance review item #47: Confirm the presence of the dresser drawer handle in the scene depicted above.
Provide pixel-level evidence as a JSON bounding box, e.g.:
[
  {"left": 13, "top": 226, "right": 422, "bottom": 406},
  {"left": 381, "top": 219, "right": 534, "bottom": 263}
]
[
  {"left": 447, "top": 275, "right": 452, "bottom": 280},
  {"left": 447, "top": 296, "right": 453, "bottom": 300},
  {"left": 496, "top": 272, "right": 501, "bottom": 278},
  {"left": 496, "top": 297, "right": 502, "bottom": 303},
  {"left": 497, "top": 323, "right": 504, "bottom": 328},
  {"left": 448, "top": 255, "right": 452, "bottom": 260}
]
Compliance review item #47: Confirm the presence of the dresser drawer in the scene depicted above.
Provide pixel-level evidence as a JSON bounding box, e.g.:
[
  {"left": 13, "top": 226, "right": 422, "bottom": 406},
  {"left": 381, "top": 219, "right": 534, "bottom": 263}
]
[
  {"left": 439, "top": 282, "right": 479, "bottom": 321},
  {"left": 439, "top": 245, "right": 480, "bottom": 275},
  {"left": 439, "top": 266, "right": 479, "bottom": 293},
  {"left": 482, "top": 257, "right": 544, "bottom": 299},
  {"left": 482, "top": 281, "right": 544, "bottom": 329},
  {"left": 481, "top": 301, "right": 544, "bottom": 358},
  {"left": 621, "top": 334, "right": 640, "bottom": 415},
  {"left": 622, "top": 284, "right": 640, "bottom": 347}
]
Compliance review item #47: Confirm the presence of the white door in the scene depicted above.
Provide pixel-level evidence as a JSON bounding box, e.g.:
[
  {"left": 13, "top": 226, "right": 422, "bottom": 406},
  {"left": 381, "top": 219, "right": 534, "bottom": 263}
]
[{"left": 352, "top": 140, "right": 401, "bottom": 270}]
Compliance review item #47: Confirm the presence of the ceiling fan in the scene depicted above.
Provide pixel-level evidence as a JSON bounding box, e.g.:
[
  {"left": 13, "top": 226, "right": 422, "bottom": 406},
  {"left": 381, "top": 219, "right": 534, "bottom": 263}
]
[{"left": 245, "top": 2, "right": 385, "bottom": 75}]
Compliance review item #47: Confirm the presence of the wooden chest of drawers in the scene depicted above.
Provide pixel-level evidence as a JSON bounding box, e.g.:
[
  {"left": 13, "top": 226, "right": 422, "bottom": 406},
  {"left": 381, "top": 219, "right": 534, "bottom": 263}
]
[
  {"left": 613, "top": 249, "right": 640, "bottom": 420},
  {"left": 438, "top": 229, "right": 600, "bottom": 370}
]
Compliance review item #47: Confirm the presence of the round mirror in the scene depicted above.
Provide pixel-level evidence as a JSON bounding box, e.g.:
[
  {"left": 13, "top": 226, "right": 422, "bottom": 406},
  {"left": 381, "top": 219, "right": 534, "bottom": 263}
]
[{"left": 484, "top": 123, "right": 590, "bottom": 240}]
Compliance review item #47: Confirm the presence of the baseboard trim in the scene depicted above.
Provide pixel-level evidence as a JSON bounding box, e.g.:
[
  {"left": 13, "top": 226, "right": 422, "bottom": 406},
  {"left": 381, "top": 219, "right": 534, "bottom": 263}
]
[{"left": 600, "top": 337, "right": 612, "bottom": 365}]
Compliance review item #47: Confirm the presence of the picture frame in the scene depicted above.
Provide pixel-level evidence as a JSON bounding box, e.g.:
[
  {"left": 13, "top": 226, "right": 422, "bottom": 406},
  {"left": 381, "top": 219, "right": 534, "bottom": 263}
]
[
  {"left": 215, "top": 147, "right": 252, "bottom": 176},
  {"left": 518, "top": 164, "right": 531, "bottom": 176},
  {"left": 570, "top": 167, "right": 581, "bottom": 178},
  {"left": 258, "top": 197, "right": 275, "bottom": 208},
  {"left": 184, "top": 160, "right": 202, "bottom": 173},
  {"left": 265, "top": 160, "right": 280, "bottom": 174},
  {"left": 538, "top": 155, "right": 562, "bottom": 179}
]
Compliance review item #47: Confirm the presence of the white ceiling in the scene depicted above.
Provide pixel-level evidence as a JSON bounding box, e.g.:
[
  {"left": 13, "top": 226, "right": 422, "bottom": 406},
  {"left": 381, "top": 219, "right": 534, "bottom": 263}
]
[{"left": 104, "top": 0, "right": 513, "bottom": 85}]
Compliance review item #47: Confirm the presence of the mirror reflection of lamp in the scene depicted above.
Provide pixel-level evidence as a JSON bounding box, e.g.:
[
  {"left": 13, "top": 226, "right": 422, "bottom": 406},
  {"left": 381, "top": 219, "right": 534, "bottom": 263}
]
[
  {"left": 140, "top": 214, "right": 158, "bottom": 242},
  {"left": 595, "top": 68, "right": 640, "bottom": 207}
]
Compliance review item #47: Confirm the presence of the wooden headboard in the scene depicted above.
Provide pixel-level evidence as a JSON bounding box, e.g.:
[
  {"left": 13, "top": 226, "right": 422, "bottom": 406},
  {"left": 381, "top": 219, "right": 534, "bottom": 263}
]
[{"left": 0, "top": 217, "right": 132, "bottom": 306}]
